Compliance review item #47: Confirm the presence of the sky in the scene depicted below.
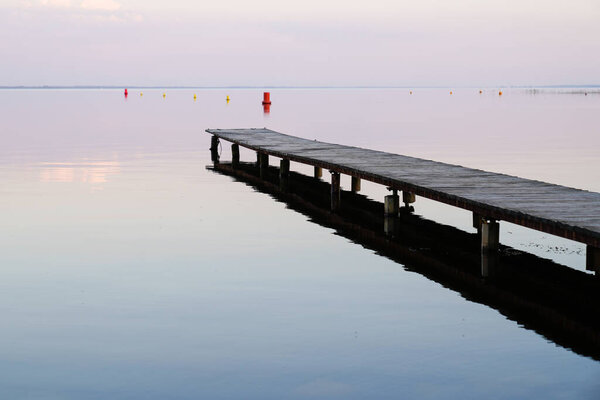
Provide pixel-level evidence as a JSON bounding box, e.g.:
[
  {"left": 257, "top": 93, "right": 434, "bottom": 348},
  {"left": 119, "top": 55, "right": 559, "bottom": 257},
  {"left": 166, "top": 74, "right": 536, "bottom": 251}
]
[{"left": 1, "top": 0, "right": 599, "bottom": 87}]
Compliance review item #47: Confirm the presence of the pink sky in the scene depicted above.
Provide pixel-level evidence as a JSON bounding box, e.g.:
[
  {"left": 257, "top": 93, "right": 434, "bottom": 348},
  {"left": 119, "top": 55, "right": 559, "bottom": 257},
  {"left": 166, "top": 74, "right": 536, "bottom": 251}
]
[{"left": 2, "top": 0, "right": 599, "bottom": 86}]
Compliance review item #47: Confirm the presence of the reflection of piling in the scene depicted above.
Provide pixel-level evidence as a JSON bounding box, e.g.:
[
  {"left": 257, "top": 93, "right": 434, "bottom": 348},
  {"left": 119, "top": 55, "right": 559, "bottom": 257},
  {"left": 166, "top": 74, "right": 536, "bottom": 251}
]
[
  {"left": 384, "top": 189, "right": 400, "bottom": 236},
  {"left": 384, "top": 216, "right": 397, "bottom": 237},
  {"left": 481, "top": 252, "right": 500, "bottom": 278},
  {"left": 477, "top": 216, "right": 501, "bottom": 278}
]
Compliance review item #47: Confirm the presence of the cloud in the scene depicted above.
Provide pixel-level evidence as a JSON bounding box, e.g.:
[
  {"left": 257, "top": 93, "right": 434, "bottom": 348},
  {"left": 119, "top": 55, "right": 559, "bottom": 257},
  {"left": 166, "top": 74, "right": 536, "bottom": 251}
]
[
  {"left": 35, "top": 0, "right": 121, "bottom": 11},
  {"left": 80, "top": 0, "right": 121, "bottom": 11},
  {"left": 23, "top": 0, "right": 138, "bottom": 23},
  {"left": 39, "top": 0, "right": 72, "bottom": 8}
]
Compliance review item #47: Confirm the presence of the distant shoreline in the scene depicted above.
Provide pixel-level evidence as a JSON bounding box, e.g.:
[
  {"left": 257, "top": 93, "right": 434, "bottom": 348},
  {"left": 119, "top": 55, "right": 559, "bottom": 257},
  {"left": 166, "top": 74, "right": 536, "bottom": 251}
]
[{"left": 1, "top": 85, "right": 600, "bottom": 90}]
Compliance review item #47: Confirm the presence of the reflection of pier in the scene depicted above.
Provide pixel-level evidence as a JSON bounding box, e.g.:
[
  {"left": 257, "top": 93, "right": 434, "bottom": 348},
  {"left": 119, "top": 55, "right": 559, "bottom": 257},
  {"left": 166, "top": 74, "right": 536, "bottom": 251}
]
[
  {"left": 207, "top": 160, "right": 600, "bottom": 360},
  {"left": 207, "top": 128, "right": 600, "bottom": 272}
]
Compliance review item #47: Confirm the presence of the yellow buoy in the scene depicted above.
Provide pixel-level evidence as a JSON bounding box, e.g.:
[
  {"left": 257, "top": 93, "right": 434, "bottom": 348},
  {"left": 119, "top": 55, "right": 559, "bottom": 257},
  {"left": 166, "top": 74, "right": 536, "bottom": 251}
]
[
  {"left": 450, "top": 91, "right": 453, "bottom": 95},
  {"left": 163, "top": 93, "right": 166, "bottom": 98},
  {"left": 226, "top": 95, "right": 230, "bottom": 101},
  {"left": 194, "top": 94, "right": 197, "bottom": 100}
]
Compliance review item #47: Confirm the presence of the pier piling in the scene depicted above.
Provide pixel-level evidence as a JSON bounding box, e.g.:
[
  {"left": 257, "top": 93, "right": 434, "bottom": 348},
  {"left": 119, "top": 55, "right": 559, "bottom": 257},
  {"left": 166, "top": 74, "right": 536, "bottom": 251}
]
[
  {"left": 384, "top": 190, "right": 400, "bottom": 217},
  {"left": 231, "top": 143, "right": 240, "bottom": 167},
  {"left": 259, "top": 153, "right": 269, "bottom": 179},
  {"left": 210, "top": 136, "right": 220, "bottom": 164},
  {"left": 331, "top": 171, "right": 341, "bottom": 212},
  {"left": 403, "top": 191, "right": 416, "bottom": 209},
  {"left": 586, "top": 245, "right": 600, "bottom": 273},
  {"left": 384, "top": 190, "right": 399, "bottom": 236},
  {"left": 473, "top": 212, "right": 483, "bottom": 234},
  {"left": 280, "top": 159, "right": 290, "bottom": 191},
  {"left": 481, "top": 219, "right": 500, "bottom": 252},
  {"left": 314, "top": 166, "right": 322, "bottom": 179},
  {"left": 351, "top": 176, "right": 361, "bottom": 193}
]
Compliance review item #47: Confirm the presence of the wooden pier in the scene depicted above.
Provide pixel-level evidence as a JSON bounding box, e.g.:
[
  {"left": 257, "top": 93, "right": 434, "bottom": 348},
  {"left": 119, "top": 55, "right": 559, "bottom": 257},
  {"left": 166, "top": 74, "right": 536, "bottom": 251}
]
[{"left": 206, "top": 128, "right": 600, "bottom": 271}]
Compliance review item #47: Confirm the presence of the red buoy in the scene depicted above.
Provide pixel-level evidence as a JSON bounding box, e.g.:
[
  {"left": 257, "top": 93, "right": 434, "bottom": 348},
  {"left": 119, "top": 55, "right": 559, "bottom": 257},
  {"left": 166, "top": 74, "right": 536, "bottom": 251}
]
[
  {"left": 124, "top": 88, "right": 128, "bottom": 95},
  {"left": 262, "top": 92, "right": 271, "bottom": 105}
]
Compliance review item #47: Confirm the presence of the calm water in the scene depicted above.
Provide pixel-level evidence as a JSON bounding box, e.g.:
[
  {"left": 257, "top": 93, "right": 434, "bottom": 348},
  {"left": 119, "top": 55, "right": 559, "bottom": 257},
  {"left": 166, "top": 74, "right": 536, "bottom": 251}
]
[{"left": 1, "top": 88, "right": 599, "bottom": 399}]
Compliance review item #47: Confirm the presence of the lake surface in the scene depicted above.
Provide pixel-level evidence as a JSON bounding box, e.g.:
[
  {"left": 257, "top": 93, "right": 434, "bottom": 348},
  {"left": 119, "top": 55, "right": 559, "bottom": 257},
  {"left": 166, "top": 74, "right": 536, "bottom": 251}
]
[{"left": 1, "top": 88, "right": 599, "bottom": 399}]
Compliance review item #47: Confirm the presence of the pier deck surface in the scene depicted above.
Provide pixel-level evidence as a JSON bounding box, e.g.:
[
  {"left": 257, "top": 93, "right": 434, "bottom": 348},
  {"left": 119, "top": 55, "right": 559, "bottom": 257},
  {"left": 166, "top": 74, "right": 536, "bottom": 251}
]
[{"left": 206, "top": 128, "right": 600, "bottom": 247}]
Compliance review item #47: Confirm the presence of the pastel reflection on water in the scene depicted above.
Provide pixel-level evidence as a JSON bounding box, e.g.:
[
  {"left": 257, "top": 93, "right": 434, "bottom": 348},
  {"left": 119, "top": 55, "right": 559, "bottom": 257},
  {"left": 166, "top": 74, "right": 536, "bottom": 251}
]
[
  {"left": 39, "top": 161, "right": 120, "bottom": 185},
  {"left": 0, "top": 88, "right": 599, "bottom": 399}
]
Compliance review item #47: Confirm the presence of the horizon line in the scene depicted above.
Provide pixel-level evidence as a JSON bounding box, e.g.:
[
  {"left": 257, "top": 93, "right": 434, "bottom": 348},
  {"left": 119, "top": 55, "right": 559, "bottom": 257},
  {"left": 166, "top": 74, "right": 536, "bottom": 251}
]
[
  {"left": 1, "top": 85, "right": 600, "bottom": 91},
  {"left": 1, "top": 84, "right": 600, "bottom": 90}
]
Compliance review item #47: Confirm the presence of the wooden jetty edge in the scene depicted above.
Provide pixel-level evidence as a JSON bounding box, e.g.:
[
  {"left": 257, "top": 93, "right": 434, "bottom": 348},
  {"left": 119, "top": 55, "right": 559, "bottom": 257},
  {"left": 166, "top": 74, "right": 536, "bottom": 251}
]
[{"left": 206, "top": 128, "right": 600, "bottom": 271}]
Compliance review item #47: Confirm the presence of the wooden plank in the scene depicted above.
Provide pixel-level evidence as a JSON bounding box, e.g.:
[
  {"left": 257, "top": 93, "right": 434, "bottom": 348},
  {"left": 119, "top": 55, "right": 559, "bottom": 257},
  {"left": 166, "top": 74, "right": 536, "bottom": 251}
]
[{"left": 206, "top": 128, "right": 600, "bottom": 247}]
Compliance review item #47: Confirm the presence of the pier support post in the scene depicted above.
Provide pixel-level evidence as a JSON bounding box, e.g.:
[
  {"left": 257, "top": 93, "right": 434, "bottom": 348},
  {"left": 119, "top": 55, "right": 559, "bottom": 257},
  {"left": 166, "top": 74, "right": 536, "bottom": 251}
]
[
  {"left": 384, "top": 190, "right": 400, "bottom": 216},
  {"left": 473, "top": 212, "right": 483, "bottom": 235},
  {"left": 351, "top": 176, "right": 361, "bottom": 193},
  {"left": 330, "top": 171, "right": 341, "bottom": 212},
  {"left": 231, "top": 143, "right": 240, "bottom": 168},
  {"left": 280, "top": 159, "right": 290, "bottom": 191},
  {"left": 481, "top": 219, "right": 500, "bottom": 252},
  {"left": 210, "top": 136, "right": 220, "bottom": 164},
  {"left": 314, "top": 166, "right": 322, "bottom": 179},
  {"left": 384, "top": 189, "right": 400, "bottom": 236},
  {"left": 403, "top": 191, "right": 416, "bottom": 210},
  {"left": 259, "top": 153, "right": 269, "bottom": 179},
  {"left": 586, "top": 245, "right": 600, "bottom": 274}
]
